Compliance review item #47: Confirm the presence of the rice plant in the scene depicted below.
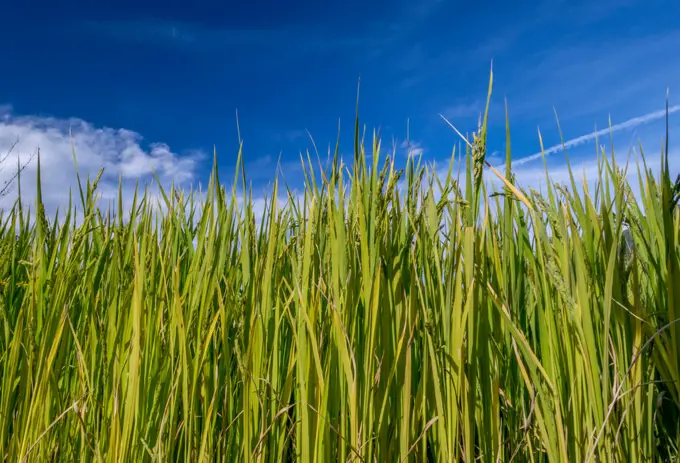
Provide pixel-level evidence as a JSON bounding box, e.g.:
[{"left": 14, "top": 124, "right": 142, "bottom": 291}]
[{"left": 1, "top": 74, "right": 679, "bottom": 462}]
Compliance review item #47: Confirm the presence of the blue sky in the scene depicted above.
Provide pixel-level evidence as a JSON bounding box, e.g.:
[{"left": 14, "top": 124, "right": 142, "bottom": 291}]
[{"left": 1, "top": 0, "right": 680, "bottom": 214}]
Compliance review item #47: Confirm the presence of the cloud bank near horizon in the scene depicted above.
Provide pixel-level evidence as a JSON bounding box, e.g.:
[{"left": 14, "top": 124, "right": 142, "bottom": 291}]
[{"left": 0, "top": 109, "right": 203, "bottom": 216}]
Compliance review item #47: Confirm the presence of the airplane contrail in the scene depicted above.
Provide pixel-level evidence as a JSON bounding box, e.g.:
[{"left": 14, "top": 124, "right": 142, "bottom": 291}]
[{"left": 508, "top": 104, "right": 680, "bottom": 167}]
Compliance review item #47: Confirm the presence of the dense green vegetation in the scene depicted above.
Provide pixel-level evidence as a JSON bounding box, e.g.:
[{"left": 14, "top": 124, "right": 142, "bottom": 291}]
[{"left": 1, "top": 76, "right": 679, "bottom": 462}]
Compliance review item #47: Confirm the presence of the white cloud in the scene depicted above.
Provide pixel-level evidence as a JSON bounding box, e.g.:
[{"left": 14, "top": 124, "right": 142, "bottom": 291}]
[
  {"left": 0, "top": 110, "right": 204, "bottom": 218},
  {"left": 400, "top": 139, "right": 424, "bottom": 157}
]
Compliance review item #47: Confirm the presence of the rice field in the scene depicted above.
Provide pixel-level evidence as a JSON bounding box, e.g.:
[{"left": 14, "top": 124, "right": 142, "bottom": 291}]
[{"left": 1, "top": 78, "right": 679, "bottom": 462}]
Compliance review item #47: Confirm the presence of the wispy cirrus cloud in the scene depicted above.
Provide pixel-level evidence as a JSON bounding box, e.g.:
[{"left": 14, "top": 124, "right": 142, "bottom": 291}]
[
  {"left": 507, "top": 104, "right": 680, "bottom": 167},
  {"left": 278, "top": 129, "right": 308, "bottom": 143},
  {"left": 442, "top": 100, "right": 482, "bottom": 121},
  {"left": 497, "top": 144, "right": 680, "bottom": 209},
  {"left": 83, "top": 18, "right": 394, "bottom": 61},
  {"left": 502, "top": 30, "right": 680, "bottom": 124},
  {"left": 400, "top": 139, "right": 425, "bottom": 157},
  {"left": 80, "top": 0, "right": 452, "bottom": 71}
]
